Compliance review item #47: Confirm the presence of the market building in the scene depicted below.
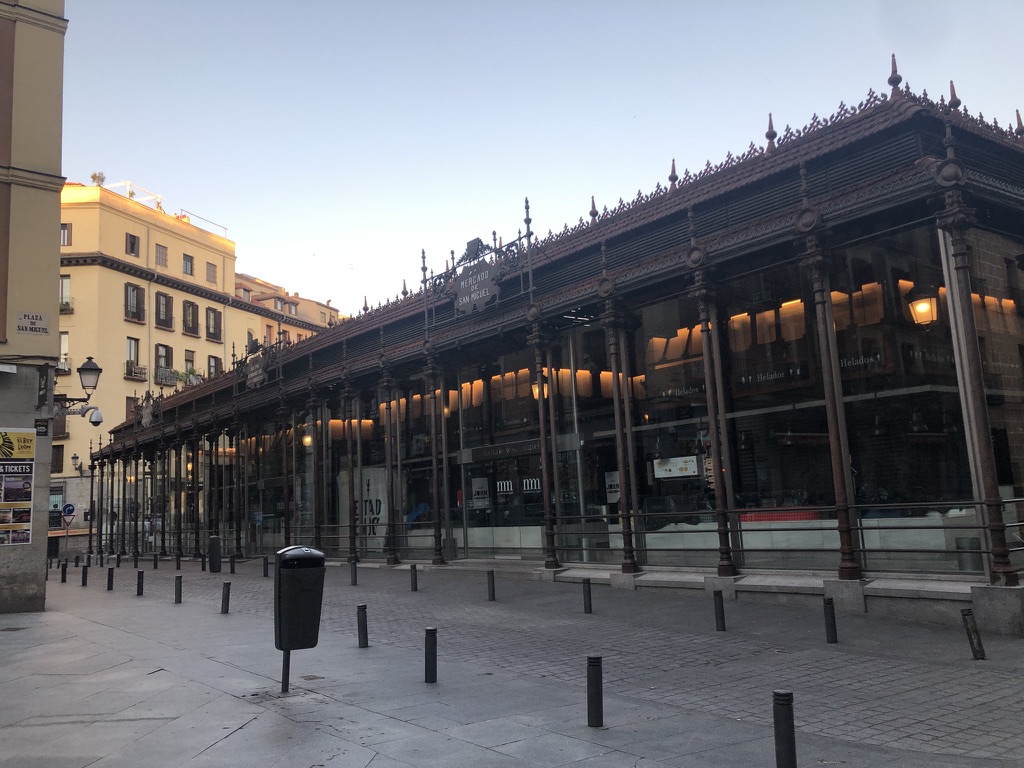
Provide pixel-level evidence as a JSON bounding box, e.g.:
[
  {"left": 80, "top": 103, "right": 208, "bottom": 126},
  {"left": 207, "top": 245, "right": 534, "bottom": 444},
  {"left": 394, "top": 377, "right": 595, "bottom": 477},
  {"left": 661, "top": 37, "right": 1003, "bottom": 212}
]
[{"left": 97, "top": 60, "right": 1024, "bottom": 631}]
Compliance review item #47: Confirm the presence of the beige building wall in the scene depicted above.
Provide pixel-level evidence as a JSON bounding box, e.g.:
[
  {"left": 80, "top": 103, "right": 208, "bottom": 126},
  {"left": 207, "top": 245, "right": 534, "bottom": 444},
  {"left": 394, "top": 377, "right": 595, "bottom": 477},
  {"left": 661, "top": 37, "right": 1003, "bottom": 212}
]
[{"left": 0, "top": 0, "right": 67, "bottom": 612}]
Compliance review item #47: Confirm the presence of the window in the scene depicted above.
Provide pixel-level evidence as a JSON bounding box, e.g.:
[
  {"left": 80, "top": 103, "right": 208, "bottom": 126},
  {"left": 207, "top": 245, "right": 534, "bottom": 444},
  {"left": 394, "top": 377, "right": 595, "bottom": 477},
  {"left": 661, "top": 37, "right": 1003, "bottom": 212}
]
[
  {"left": 274, "top": 297, "right": 283, "bottom": 311},
  {"left": 59, "top": 275, "right": 72, "bottom": 313},
  {"left": 182, "top": 254, "right": 194, "bottom": 276},
  {"left": 184, "top": 349, "right": 195, "bottom": 373},
  {"left": 52, "top": 412, "right": 68, "bottom": 439},
  {"left": 155, "top": 343, "right": 173, "bottom": 371},
  {"left": 126, "top": 337, "right": 140, "bottom": 363},
  {"left": 265, "top": 324, "right": 274, "bottom": 344},
  {"left": 241, "top": 288, "right": 251, "bottom": 302},
  {"left": 319, "top": 311, "right": 326, "bottom": 323},
  {"left": 125, "top": 233, "right": 140, "bottom": 257},
  {"left": 51, "top": 445, "right": 65, "bottom": 475},
  {"left": 124, "top": 282, "right": 145, "bottom": 322},
  {"left": 125, "top": 396, "right": 137, "bottom": 422},
  {"left": 182, "top": 300, "right": 199, "bottom": 335},
  {"left": 155, "top": 292, "right": 173, "bottom": 329},
  {"left": 125, "top": 337, "right": 145, "bottom": 380},
  {"left": 206, "top": 262, "right": 217, "bottom": 283},
  {"left": 60, "top": 223, "right": 72, "bottom": 246},
  {"left": 288, "top": 303, "right": 297, "bottom": 316},
  {"left": 207, "top": 355, "right": 222, "bottom": 378},
  {"left": 205, "top": 307, "right": 222, "bottom": 341},
  {"left": 155, "top": 243, "right": 168, "bottom": 267},
  {"left": 297, "top": 333, "right": 303, "bottom": 342},
  {"left": 58, "top": 332, "right": 70, "bottom": 374}
]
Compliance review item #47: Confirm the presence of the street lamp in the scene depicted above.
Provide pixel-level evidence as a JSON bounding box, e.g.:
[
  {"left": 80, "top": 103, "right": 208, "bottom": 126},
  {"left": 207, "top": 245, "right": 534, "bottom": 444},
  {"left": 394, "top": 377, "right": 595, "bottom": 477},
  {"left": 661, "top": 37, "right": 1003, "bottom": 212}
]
[
  {"left": 906, "top": 285, "right": 939, "bottom": 327},
  {"left": 55, "top": 356, "right": 104, "bottom": 419}
]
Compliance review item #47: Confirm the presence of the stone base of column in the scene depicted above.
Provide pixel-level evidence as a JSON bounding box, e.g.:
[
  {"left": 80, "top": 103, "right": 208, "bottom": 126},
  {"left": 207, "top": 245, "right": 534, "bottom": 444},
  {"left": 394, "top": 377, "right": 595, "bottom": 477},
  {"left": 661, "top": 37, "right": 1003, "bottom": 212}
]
[
  {"left": 824, "top": 579, "right": 868, "bottom": 613},
  {"left": 704, "top": 575, "right": 743, "bottom": 600},
  {"left": 971, "top": 585, "right": 1024, "bottom": 637},
  {"left": 610, "top": 572, "right": 637, "bottom": 590}
]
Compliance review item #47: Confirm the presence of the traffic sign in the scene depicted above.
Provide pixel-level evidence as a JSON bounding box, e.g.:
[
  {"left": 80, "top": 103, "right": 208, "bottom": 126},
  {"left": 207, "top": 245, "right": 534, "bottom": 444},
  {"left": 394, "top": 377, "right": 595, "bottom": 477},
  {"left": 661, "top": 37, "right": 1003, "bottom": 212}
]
[
  {"left": 62, "top": 514, "right": 75, "bottom": 528},
  {"left": 62, "top": 503, "right": 75, "bottom": 516}
]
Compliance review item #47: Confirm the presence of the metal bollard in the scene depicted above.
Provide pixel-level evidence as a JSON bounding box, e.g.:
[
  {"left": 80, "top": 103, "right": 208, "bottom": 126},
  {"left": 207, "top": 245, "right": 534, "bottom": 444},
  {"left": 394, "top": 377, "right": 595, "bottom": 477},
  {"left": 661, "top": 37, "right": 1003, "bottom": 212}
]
[
  {"left": 583, "top": 578, "right": 593, "bottom": 614},
  {"left": 425, "top": 627, "right": 437, "bottom": 683},
  {"left": 823, "top": 597, "right": 838, "bottom": 644},
  {"left": 136, "top": 570, "right": 144, "bottom": 596},
  {"left": 174, "top": 575, "right": 182, "bottom": 604},
  {"left": 587, "top": 655, "right": 603, "bottom": 728},
  {"left": 263, "top": 555, "right": 269, "bottom": 578},
  {"left": 357, "top": 604, "right": 369, "bottom": 648},
  {"left": 176, "top": 553, "right": 181, "bottom": 570},
  {"left": 713, "top": 589, "right": 726, "bottom": 631},
  {"left": 221, "top": 582, "right": 231, "bottom": 614},
  {"left": 200, "top": 554, "right": 206, "bottom": 572},
  {"left": 350, "top": 560, "right": 357, "bottom": 586},
  {"left": 74, "top": 555, "right": 80, "bottom": 568},
  {"left": 410, "top": 563, "right": 418, "bottom": 592},
  {"left": 116, "top": 553, "right": 121, "bottom": 568},
  {"left": 153, "top": 553, "right": 159, "bottom": 570},
  {"left": 60, "top": 561, "right": 67, "bottom": 583},
  {"left": 229, "top": 554, "right": 235, "bottom": 574},
  {"left": 961, "top": 608, "right": 986, "bottom": 660},
  {"left": 86, "top": 554, "right": 92, "bottom": 567},
  {"left": 81, "top": 565, "right": 89, "bottom": 587},
  {"left": 98, "top": 553, "right": 104, "bottom": 567},
  {"left": 487, "top": 570, "right": 496, "bottom": 602},
  {"left": 133, "top": 553, "right": 138, "bottom": 569},
  {"left": 773, "top": 690, "right": 797, "bottom": 768},
  {"left": 107, "top": 567, "right": 114, "bottom": 591}
]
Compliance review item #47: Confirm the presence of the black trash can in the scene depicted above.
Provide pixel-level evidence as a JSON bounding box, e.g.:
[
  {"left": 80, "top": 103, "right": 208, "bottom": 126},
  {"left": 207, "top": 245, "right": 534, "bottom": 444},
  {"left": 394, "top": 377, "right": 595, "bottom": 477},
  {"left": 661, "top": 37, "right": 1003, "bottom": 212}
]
[
  {"left": 274, "top": 546, "right": 326, "bottom": 652},
  {"left": 208, "top": 535, "right": 222, "bottom": 573}
]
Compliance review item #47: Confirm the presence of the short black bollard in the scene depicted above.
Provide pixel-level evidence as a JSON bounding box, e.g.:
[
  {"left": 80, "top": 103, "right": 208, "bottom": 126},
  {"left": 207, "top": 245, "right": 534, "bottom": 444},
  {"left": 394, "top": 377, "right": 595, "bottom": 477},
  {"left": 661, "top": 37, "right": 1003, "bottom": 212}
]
[
  {"left": 133, "top": 553, "right": 138, "bottom": 569},
  {"left": 587, "top": 655, "right": 603, "bottom": 728},
  {"left": 713, "top": 589, "right": 726, "bottom": 631},
  {"left": 81, "top": 565, "right": 88, "bottom": 587},
  {"left": 74, "top": 555, "right": 80, "bottom": 568},
  {"left": 116, "top": 553, "right": 121, "bottom": 568},
  {"left": 200, "top": 554, "right": 206, "bottom": 572},
  {"left": 107, "top": 567, "right": 114, "bottom": 591},
  {"left": 60, "top": 561, "right": 67, "bottom": 583},
  {"left": 174, "top": 575, "right": 182, "bottom": 604},
  {"left": 823, "top": 597, "right": 838, "bottom": 644},
  {"left": 98, "top": 553, "right": 104, "bottom": 567},
  {"left": 176, "top": 553, "right": 181, "bottom": 570},
  {"left": 350, "top": 560, "right": 357, "bottom": 586},
  {"left": 410, "top": 563, "right": 418, "bottom": 592},
  {"left": 425, "top": 627, "right": 437, "bottom": 683},
  {"left": 961, "top": 608, "right": 986, "bottom": 660},
  {"left": 153, "top": 553, "right": 159, "bottom": 570},
  {"left": 487, "top": 570, "right": 496, "bottom": 601},
  {"left": 583, "top": 578, "right": 593, "bottom": 614},
  {"left": 263, "top": 555, "right": 269, "bottom": 578},
  {"left": 86, "top": 554, "right": 92, "bottom": 567},
  {"left": 773, "top": 690, "right": 797, "bottom": 768},
  {"left": 221, "top": 582, "right": 231, "bottom": 614},
  {"left": 229, "top": 554, "right": 235, "bottom": 574},
  {"left": 136, "top": 570, "right": 144, "bottom": 596},
  {"left": 357, "top": 604, "right": 369, "bottom": 648}
]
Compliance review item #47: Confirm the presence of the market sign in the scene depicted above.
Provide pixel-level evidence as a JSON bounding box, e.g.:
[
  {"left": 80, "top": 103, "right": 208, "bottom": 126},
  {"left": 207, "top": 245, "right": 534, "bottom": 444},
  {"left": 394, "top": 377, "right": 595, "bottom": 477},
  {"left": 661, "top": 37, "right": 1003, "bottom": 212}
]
[{"left": 455, "top": 261, "right": 498, "bottom": 316}]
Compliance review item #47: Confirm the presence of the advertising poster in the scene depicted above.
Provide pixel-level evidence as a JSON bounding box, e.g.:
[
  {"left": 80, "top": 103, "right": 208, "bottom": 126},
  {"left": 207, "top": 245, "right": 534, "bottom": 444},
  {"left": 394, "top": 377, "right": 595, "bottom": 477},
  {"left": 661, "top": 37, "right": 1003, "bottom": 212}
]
[
  {"left": 337, "top": 467, "right": 387, "bottom": 552},
  {"left": 0, "top": 429, "right": 36, "bottom": 545}
]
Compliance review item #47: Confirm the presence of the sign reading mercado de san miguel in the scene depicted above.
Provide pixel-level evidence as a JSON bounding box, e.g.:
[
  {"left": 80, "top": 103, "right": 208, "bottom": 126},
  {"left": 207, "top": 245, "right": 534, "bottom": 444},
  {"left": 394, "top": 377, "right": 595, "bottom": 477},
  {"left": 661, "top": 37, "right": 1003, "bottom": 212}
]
[
  {"left": 0, "top": 429, "right": 36, "bottom": 545},
  {"left": 455, "top": 258, "right": 499, "bottom": 316}
]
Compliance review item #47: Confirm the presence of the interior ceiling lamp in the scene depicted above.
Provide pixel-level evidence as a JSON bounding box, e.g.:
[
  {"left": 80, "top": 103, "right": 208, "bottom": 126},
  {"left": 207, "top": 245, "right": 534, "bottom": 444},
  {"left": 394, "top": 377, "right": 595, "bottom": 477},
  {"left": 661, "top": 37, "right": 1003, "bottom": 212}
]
[{"left": 906, "top": 284, "right": 939, "bottom": 326}]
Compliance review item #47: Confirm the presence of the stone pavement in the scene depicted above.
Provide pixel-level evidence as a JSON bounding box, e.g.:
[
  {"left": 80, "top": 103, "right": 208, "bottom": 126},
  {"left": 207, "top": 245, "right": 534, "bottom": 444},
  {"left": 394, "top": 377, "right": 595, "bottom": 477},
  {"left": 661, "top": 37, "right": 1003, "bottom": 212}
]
[{"left": 1, "top": 557, "right": 1022, "bottom": 768}]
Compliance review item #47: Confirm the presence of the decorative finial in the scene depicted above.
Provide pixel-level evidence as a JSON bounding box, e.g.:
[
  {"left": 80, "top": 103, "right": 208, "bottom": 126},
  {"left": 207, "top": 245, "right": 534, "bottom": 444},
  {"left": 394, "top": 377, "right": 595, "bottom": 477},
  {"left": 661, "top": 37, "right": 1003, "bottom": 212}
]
[
  {"left": 888, "top": 54, "right": 902, "bottom": 98},
  {"left": 600, "top": 241, "right": 608, "bottom": 273},
  {"left": 1016, "top": 109, "right": 1024, "bottom": 137},
  {"left": 362, "top": 295, "right": 369, "bottom": 313},
  {"left": 948, "top": 80, "right": 961, "bottom": 111},
  {"left": 943, "top": 122, "right": 957, "bottom": 160},
  {"left": 765, "top": 113, "right": 777, "bottom": 153},
  {"left": 668, "top": 159, "right": 678, "bottom": 190},
  {"left": 589, "top": 195, "right": 598, "bottom": 223},
  {"left": 401, "top": 279, "right": 408, "bottom": 298},
  {"left": 421, "top": 249, "right": 427, "bottom": 278}
]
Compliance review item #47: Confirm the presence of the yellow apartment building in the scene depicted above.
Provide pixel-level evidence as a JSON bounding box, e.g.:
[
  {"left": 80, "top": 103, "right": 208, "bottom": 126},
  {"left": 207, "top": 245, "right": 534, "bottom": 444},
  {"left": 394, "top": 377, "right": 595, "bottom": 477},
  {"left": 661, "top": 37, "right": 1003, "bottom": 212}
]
[
  {"left": 55, "top": 182, "right": 337, "bottom": 546},
  {"left": 0, "top": 0, "right": 67, "bottom": 612}
]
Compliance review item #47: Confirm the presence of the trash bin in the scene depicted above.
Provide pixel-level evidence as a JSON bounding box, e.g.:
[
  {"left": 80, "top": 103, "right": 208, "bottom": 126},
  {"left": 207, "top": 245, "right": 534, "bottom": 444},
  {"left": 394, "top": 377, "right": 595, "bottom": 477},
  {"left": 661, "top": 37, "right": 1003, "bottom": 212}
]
[
  {"left": 208, "top": 535, "right": 222, "bottom": 573},
  {"left": 955, "top": 537, "right": 984, "bottom": 573},
  {"left": 274, "top": 545, "right": 326, "bottom": 652}
]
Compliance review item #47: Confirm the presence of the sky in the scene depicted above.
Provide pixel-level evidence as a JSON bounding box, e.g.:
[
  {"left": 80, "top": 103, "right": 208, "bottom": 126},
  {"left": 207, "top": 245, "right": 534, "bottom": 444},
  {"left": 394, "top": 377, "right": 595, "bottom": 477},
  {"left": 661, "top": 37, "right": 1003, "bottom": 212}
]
[{"left": 61, "top": 0, "right": 1024, "bottom": 318}]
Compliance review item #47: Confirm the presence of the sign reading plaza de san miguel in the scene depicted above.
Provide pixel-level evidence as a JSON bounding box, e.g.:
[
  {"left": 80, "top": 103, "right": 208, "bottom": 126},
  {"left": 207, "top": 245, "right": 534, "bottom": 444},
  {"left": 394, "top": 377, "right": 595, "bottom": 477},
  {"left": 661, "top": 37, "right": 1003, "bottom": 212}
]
[
  {"left": 455, "top": 260, "right": 498, "bottom": 316},
  {"left": 0, "top": 429, "right": 36, "bottom": 546}
]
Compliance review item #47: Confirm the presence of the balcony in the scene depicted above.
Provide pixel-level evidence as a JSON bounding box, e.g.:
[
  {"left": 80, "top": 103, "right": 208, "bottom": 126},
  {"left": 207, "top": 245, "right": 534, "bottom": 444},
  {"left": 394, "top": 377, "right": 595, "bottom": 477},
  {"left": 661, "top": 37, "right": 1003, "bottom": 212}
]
[
  {"left": 124, "top": 361, "right": 148, "bottom": 381},
  {"left": 59, "top": 297, "right": 74, "bottom": 314},
  {"left": 56, "top": 356, "right": 72, "bottom": 376},
  {"left": 154, "top": 367, "right": 179, "bottom": 387}
]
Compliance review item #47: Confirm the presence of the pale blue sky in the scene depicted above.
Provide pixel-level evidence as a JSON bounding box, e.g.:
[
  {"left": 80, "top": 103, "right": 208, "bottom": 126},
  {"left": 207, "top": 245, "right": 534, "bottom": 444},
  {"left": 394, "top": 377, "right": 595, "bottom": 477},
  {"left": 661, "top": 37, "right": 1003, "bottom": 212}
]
[{"left": 62, "top": 0, "right": 1024, "bottom": 317}]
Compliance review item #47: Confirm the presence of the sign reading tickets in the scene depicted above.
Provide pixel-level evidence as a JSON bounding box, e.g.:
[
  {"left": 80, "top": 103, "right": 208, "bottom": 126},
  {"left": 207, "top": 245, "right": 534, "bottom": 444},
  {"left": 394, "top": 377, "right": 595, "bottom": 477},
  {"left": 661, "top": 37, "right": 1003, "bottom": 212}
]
[{"left": 0, "top": 429, "right": 36, "bottom": 545}]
